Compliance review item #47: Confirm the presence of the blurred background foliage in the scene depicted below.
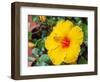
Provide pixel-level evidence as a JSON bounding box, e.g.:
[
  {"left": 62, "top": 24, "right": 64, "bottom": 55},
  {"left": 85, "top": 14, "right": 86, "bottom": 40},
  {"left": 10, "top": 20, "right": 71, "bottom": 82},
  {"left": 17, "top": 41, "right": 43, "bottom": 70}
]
[{"left": 28, "top": 15, "right": 88, "bottom": 66}]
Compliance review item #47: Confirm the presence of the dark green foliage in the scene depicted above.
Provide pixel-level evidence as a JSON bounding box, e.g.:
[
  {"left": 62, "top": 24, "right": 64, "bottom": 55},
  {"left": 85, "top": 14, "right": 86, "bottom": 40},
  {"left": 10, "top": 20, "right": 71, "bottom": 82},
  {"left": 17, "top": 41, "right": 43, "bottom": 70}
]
[
  {"left": 35, "top": 54, "right": 52, "bottom": 66},
  {"left": 28, "top": 32, "right": 32, "bottom": 40},
  {"left": 32, "top": 16, "right": 39, "bottom": 22},
  {"left": 77, "top": 56, "right": 87, "bottom": 64}
]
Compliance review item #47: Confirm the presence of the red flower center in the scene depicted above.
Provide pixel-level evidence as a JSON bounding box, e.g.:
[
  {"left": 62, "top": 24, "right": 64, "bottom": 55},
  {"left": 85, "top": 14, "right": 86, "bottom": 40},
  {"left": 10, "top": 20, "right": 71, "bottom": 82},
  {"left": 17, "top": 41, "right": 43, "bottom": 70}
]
[{"left": 61, "top": 37, "right": 70, "bottom": 48}]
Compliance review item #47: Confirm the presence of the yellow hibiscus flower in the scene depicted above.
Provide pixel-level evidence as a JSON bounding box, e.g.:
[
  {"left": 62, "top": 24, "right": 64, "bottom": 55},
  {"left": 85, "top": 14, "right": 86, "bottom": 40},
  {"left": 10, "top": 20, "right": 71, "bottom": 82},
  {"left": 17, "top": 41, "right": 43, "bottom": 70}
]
[{"left": 45, "top": 20, "right": 83, "bottom": 65}]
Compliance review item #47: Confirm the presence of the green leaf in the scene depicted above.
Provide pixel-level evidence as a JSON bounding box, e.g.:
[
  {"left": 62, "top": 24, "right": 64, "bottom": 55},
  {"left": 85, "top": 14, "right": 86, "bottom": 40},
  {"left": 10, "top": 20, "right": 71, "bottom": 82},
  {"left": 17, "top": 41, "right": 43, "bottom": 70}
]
[
  {"left": 35, "top": 39, "right": 45, "bottom": 50},
  {"left": 32, "top": 48, "right": 39, "bottom": 58},
  {"left": 32, "top": 16, "right": 39, "bottom": 22},
  {"left": 80, "top": 46, "right": 86, "bottom": 56},
  {"left": 33, "top": 38, "right": 46, "bottom": 56},
  {"left": 28, "top": 56, "right": 36, "bottom": 62},
  {"left": 36, "top": 54, "right": 51, "bottom": 66},
  {"left": 28, "top": 32, "right": 32, "bottom": 40},
  {"left": 80, "top": 42, "right": 88, "bottom": 59},
  {"left": 74, "top": 17, "right": 81, "bottom": 22},
  {"left": 47, "top": 19, "right": 54, "bottom": 26},
  {"left": 36, "top": 61, "right": 48, "bottom": 66},
  {"left": 39, "top": 54, "right": 50, "bottom": 63},
  {"left": 41, "top": 30, "right": 47, "bottom": 38},
  {"left": 46, "top": 16, "right": 58, "bottom": 26},
  {"left": 32, "top": 39, "right": 37, "bottom": 43},
  {"left": 57, "top": 17, "right": 65, "bottom": 21},
  {"left": 80, "top": 23, "right": 88, "bottom": 41},
  {"left": 77, "top": 56, "right": 87, "bottom": 64},
  {"left": 66, "top": 17, "right": 72, "bottom": 20}
]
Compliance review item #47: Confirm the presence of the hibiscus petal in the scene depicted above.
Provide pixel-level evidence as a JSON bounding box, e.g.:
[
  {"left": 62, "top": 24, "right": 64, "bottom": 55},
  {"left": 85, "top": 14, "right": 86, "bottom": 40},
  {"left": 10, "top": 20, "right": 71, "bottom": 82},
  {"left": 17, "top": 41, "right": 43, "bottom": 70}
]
[
  {"left": 64, "top": 42, "right": 80, "bottom": 63},
  {"left": 53, "top": 20, "right": 73, "bottom": 36},
  {"left": 68, "top": 26, "right": 83, "bottom": 45},
  {"left": 48, "top": 47, "right": 66, "bottom": 65},
  {"left": 45, "top": 33, "right": 59, "bottom": 50}
]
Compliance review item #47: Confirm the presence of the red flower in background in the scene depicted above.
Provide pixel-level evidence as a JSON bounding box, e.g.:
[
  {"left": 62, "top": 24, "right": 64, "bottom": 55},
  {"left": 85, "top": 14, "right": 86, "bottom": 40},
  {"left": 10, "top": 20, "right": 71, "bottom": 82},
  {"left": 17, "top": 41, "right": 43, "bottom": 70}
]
[
  {"left": 28, "top": 15, "right": 40, "bottom": 32},
  {"left": 28, "top": 48, "right": 32, "bottom": 56}
]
